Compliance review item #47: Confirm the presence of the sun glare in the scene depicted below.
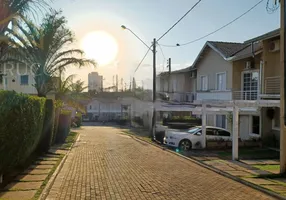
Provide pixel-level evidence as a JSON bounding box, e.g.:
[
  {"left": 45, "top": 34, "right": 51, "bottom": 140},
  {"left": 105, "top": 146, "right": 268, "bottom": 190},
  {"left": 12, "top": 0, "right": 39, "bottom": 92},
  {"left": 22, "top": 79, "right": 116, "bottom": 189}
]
[{"left": 81, "top": 31, "right": 119, "bottom": 66}]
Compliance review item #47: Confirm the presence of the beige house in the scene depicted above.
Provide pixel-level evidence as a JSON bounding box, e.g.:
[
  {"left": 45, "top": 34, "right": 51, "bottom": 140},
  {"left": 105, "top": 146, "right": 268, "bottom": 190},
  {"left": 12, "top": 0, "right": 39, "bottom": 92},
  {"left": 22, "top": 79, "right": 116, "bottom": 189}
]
[
  {"left": 231, "top": 29, "right": 280, "bottom": 147},
  {"left": 156, "top": 67, "right": 196, "bottom": 103},
  {"left": 193, "top": 41, "right": 250, "bottom": 135}
]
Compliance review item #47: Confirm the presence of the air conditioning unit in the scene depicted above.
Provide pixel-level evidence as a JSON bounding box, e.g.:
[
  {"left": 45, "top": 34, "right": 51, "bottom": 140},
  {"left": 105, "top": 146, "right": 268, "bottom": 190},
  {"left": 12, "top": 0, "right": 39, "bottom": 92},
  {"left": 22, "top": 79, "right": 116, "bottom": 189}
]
[
  {"left": 190, "top": 71, "right": 197, "bottom": 78},
  {"left": 269, "top": 40, "right": 280, "bottom": 52},
  {"left": 245, "top": 61, "right": 254, "bottom": 70}
]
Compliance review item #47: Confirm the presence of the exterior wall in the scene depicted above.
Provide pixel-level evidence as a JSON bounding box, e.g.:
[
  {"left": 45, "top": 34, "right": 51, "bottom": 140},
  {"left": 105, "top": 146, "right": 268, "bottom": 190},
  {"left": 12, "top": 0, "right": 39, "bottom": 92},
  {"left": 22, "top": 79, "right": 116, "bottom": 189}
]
[
  {"left": 232, "top": 55, "right": 261, "bottom": 97},
  {"left": 196, "top": 48, "right": 233, "bottom": 92},
  {"left": 0, "top": 64, "right": 37, "bottom": 94}
]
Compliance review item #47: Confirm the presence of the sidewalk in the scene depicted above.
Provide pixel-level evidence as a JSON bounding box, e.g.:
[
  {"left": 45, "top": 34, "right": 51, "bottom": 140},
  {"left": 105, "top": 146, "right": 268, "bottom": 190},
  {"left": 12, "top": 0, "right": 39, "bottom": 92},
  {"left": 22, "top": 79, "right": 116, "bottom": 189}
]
[
  {"left": 181, "top": 150, "right": 286, "bottom": 199},
  {"left": 123, "top": 128, "right": 286, "bottom": 199},
  {"left": 0, "top": 132, "right": 78, "bottom": 200}
]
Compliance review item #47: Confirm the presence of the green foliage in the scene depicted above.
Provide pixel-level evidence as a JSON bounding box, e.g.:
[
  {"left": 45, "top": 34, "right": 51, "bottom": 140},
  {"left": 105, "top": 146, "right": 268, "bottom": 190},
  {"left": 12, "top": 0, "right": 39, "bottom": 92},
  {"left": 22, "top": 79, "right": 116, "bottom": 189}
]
[
  {"left": 0, "top": 91, "right": 45, "bottom": 174},
  {"left": 54, "top": 100, "right": 63, "bottom": 109},
  {"left": 55, "top": 111, "right": 72, "bottom": 144},
  {"left": 37, "top": 99, "right": 55, "bottom": 153},
  {"left": 74, "top": 113, "right": 82, "bottom": 127}
]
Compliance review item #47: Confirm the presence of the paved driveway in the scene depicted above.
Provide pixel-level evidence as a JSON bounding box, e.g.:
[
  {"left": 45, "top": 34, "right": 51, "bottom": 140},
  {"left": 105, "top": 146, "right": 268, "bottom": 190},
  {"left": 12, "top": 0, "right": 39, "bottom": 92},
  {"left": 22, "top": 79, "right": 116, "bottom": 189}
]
[{"left": 46, "top": 126, "right": 275, "bottom": 200}]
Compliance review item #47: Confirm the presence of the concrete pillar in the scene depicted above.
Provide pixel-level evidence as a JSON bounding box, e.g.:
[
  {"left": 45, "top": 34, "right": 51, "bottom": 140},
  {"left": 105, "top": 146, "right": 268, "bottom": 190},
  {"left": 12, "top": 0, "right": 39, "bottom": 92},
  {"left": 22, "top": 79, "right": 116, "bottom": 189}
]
[
  {"left": 202, "top": 103, "right": 207, "bottom": 148},
  {"left": 281, "top": 0, "right": 286, "bottom": 173},
  {"left": 232, "top": 106, "right": 239, "bottom": 160}
]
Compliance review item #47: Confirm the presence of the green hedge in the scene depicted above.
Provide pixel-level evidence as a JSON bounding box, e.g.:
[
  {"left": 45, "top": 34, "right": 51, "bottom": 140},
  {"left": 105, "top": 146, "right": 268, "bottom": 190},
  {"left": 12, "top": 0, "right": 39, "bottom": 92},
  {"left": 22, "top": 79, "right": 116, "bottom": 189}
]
[
  {"left": 37, "top": 99, "right": 55, "bottom": 153},
  {"left": 74, "top": 113, "right": 82, "bottom": 127},
  {"left": 55, "top": 110, "right": 72, "bottom": 144},
  {"left": 0, "top": 91, "right": 45, "bottom": 174}
]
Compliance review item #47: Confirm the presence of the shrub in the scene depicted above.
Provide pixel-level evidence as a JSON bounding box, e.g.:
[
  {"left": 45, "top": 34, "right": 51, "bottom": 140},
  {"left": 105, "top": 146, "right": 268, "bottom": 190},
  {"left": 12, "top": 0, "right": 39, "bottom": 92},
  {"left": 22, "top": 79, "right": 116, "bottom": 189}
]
[
  {"left": 37, "top": 99, "right": 55, "bottom": 153},
  {"left": 52, "top": 100, "right": 63, "bottom": 145},
  {"left": 74, "top": 112, "right": 82, "bottom": 127},
  {"left": 0, "top": 91, "right": 45, "bottom": 174},
  {"left": 55, "top": 110, "right": 72, "bottom": 144}
]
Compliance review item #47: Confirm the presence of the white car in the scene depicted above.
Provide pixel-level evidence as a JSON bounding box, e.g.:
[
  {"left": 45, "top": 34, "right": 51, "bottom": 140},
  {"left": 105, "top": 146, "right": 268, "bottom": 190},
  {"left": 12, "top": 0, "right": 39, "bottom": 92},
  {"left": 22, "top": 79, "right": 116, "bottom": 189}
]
[{"left": 164, "top": 126, "right": 231, "bottom": 151}]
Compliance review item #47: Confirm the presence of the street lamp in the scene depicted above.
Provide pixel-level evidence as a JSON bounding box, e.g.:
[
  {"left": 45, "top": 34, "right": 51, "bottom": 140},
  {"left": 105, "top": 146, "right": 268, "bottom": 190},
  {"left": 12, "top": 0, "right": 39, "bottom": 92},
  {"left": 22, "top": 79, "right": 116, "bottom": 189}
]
[{"left": 121, "top": 25, "right": 157, "bottom": 140}]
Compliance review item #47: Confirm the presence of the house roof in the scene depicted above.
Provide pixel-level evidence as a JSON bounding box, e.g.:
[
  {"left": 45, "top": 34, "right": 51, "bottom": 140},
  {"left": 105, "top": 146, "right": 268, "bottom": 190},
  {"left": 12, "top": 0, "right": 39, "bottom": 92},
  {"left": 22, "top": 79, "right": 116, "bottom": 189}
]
[
  {"left": 207, "top": 41, "right": 247, "bottom": 58},
  {"left": 192, "top": 41, "right": 247, "bottom": 69},
  {"left": 158, "top": 66, "right": 191, "bottom": 77},
  {"left": 244, "top": 28, "right": 280, "bottom": 44},
  {"left": 230, "top": 42, "right": 263, "bottom": 61}
]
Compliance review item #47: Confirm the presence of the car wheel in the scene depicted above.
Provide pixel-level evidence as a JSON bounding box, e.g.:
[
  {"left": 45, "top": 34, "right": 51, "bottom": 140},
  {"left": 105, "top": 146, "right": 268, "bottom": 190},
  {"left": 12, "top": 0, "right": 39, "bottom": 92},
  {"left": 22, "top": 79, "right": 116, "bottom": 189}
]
[{"left": 179, "top": 139, "right": 192, "bottom": 151}]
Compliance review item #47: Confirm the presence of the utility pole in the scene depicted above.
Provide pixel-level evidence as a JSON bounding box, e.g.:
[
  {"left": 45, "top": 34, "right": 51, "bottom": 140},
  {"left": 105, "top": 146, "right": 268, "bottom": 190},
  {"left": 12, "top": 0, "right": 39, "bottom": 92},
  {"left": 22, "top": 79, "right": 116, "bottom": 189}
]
[
  {"left": 116, "top": 75, "right": 118, "bottom": 92},
  {"left": 167, "top": 58, "right": 171, "bottom": 93},
  {"left": 280, "top": 0, "right": 286, "bottom": 173},
  {"left": 142, "top": 80, "right": 144, "bottom": 90},
  {"left": 152, "top": 38, "right": 157, "bottom": 140},
  {"left": 121, "top": 78, "right": 123, "bottom": 92}
]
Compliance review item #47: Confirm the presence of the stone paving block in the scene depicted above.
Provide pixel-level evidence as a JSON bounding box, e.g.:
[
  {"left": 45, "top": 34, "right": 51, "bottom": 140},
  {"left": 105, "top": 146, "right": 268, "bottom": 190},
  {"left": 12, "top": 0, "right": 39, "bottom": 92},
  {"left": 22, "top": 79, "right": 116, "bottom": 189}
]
[
  {"left": 225, "top": 170, "right": 254, "bottom": 177},
  {"left": 48, "top": 149, "right": 68, "bottom": 155},
  {"left": 0, "top": 190, "right": 37, "bottom": 200},
  {"left": 38, "top": 157, "right": 60, "bottom": 161},
  {"left": 240, "top": 160, "right": 263, "bottom": 165},
  {"left": 262, "top": 185, "right": 286, "bottom": 193},
  {"left": 243, "top": 178, "right": 277, "bottom": 185},
  {"left": 21, "top": 168, "right": 51, "bottom": 175},
  {"left": 4, "top": 181, "right": 42, "bottom": 191},
  {"left": 213, "top": 165, "right": 237, "bottom": 171},
  {"left": 29, "top": 164, "right": 54, "bottom": 170},
  {"left": 35, "top": 160, "right": 58, "bottom": 165},
  {"left": 259, "top": 160, "right": 280, "bottom": 165},
  {"left": 16, "top": 174, "right": 48, "bottom": 182}
]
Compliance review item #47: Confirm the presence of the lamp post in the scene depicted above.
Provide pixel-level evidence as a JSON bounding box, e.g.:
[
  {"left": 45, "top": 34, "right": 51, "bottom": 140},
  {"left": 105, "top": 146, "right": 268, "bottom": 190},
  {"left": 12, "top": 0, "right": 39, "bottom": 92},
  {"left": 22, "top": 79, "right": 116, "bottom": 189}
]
[{"left": 121, "top": 25, "right": 157, "bottom": 140}]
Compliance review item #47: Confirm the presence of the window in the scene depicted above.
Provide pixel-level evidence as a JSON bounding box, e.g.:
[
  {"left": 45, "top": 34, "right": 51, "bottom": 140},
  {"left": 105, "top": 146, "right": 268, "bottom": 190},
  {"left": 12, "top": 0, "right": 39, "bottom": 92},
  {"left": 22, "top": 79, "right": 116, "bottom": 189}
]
[
  {"left": 242, "top": 71, "right": 259, "bottom": 100},
  {"left": 206, "top": 128, "right": 216, "bottom": 136},
  {"left": 216, "top": 72, "right": 226, "bottom": 91},
  {"left": 20, "top": 75, "right": 29, "bottom": 85},
  {"left": 217, "top": 130, "right": 230, "bottom": 137},
  {"left": 89, "top": 105, "right": 92, "bottom": 110},
  {"left": 200, "top": 76, "right": 208, "bottom": 91},
  {"left": 216, "top": 115, "right": 226, "bottom": 129}
]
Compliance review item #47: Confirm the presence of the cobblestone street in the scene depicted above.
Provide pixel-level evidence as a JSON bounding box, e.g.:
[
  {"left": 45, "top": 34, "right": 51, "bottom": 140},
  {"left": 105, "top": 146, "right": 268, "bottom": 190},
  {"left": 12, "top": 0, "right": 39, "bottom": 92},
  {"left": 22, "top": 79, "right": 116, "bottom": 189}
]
[{"left": 45, "top": 126, "right": 276, "bottom": 200}]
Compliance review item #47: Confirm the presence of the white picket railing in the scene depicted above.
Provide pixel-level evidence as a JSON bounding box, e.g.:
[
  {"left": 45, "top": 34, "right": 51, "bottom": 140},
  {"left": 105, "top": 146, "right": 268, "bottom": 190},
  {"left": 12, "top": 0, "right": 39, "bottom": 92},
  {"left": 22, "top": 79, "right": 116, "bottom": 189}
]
[{"left": 233, "top": 90, "right": 259, "bottom": 100}]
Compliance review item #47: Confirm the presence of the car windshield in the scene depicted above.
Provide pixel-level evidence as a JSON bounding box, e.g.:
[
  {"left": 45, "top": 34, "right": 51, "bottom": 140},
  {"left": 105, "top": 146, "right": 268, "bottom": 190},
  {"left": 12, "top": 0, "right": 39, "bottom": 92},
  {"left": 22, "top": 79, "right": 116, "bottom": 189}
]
[{"left": 187, "top": 127, "right": 200, "bottom": 134}]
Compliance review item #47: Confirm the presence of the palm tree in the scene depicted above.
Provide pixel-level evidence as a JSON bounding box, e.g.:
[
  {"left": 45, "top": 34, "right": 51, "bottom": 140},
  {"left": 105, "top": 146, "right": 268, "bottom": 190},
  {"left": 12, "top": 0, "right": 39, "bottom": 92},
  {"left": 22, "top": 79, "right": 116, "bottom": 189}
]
[
  {"left": 2, "top": 10, "right": 96, "bottom": 97},
  {"left": 71, "top": 79, "right": 88, "bottom": 97},
  {"left": 0, "top": 0, "right": 50, "bottom": 57},
  {"left": 54, "top": 73, "right": 75, "bottom": 101}
]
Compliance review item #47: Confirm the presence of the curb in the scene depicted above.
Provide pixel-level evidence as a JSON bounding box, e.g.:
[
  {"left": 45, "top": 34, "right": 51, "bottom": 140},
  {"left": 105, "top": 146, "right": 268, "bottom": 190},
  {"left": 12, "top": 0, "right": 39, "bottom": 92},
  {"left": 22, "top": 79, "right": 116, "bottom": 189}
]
[
  {"left": 128, "top": 134, "right": 286, "bottom": 200},
  {"left": 39, "top": 132, "right": 80, "bottom": 200}
]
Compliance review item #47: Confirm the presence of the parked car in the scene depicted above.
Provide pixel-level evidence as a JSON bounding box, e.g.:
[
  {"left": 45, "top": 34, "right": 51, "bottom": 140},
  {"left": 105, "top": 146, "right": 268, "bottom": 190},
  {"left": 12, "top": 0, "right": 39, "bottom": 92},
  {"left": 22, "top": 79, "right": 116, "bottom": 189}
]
[{"left": 164, "top": 126, "right": 231, "bottom": 151}]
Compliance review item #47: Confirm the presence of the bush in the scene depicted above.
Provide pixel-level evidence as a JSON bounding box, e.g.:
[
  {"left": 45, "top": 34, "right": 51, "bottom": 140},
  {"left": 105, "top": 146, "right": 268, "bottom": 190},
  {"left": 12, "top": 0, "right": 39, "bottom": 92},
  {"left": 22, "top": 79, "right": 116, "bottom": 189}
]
[
  {"left": 52, "top": 100, "right": 63, "bottom": 145},
  {"left": 37, "top": 99, "right": 55, "bottom": 153},
  {"left": 74, "top": 113, "right": 82, "bottom": 127},
  {"left": 55, "top": 110, "right": 72, "bottom": 144},
  {"left": 0, "top": 91, "right": 45, "bottom": 174}
]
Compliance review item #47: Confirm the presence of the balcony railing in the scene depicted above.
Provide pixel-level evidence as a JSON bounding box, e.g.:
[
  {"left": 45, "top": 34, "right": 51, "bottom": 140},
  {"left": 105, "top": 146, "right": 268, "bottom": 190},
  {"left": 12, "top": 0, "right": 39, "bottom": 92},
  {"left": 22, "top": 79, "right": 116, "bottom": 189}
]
[
  {"left": 233, "top": 90, "right": 259, "bottom": 100},
  {"left": 265, "top": 76, "right": 280, "bottom": 95}
]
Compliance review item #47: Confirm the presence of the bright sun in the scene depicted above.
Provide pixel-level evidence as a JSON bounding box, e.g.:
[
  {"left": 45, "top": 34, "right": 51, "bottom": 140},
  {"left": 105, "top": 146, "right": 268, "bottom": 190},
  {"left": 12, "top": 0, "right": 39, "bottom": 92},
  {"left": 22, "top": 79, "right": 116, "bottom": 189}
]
[{"left": 81, "top": 31, "right": 118, "bottom": 66}]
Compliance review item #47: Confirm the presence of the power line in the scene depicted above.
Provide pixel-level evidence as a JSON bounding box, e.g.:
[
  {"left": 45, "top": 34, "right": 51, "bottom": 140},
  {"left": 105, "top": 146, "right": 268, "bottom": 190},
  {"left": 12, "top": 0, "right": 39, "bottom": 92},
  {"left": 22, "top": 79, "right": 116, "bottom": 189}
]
[
  {"left": 157, "top": 43, "right": 167, "bottom": 73},
  {"left": 134, "top": 46, "right": 152, "bottom": 73},
  {"left": 157, "top": 0, "right": 202, "bottom": 42},
  {"left": 159, "top": 0, "right": 265, "bottom": 47}
]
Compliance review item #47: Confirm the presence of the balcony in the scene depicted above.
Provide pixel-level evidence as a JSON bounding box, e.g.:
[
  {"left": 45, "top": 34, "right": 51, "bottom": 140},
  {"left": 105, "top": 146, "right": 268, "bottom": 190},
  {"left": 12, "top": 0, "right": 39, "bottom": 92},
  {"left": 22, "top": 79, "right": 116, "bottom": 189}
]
[
  {"left": 262, "top": 76, "right": 280, "bottom": 98},
  {"left": 158, "top": 91, "right": 196, "bottom": 103},
  {"left": 196, "top": 90, "right": 232, "bottom": 101},
  {"left": 233, "top": 90, "right": 259, "bottom": 100}
]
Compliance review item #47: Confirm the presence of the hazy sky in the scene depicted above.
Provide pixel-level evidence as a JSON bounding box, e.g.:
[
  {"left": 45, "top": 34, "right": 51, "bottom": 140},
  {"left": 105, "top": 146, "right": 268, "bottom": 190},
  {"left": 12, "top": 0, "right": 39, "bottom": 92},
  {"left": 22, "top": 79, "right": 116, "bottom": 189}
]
[{"left": 51, "top": 0, "right": 280, "bottom": 89}]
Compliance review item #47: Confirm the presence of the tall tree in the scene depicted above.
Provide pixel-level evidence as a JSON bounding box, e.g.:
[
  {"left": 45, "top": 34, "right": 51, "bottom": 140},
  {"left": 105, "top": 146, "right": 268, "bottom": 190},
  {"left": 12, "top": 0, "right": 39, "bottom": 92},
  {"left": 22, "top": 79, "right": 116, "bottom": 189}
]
[{"left": 2, "top": 10, "right": 96, "bottom": 97}]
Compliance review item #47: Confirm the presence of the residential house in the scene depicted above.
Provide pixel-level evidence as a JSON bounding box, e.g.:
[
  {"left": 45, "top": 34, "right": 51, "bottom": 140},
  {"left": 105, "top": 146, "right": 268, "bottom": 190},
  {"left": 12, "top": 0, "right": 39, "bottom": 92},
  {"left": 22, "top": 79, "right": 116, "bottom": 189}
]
[
  {"left": 231, "top": 29, "right": 280, "bottom": 146},
  {"left": 156, "top": 67, "right": 196, "bottom": 103},
  {"left": 193, "top": 41, "right": 247, "bottom": 133}
]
